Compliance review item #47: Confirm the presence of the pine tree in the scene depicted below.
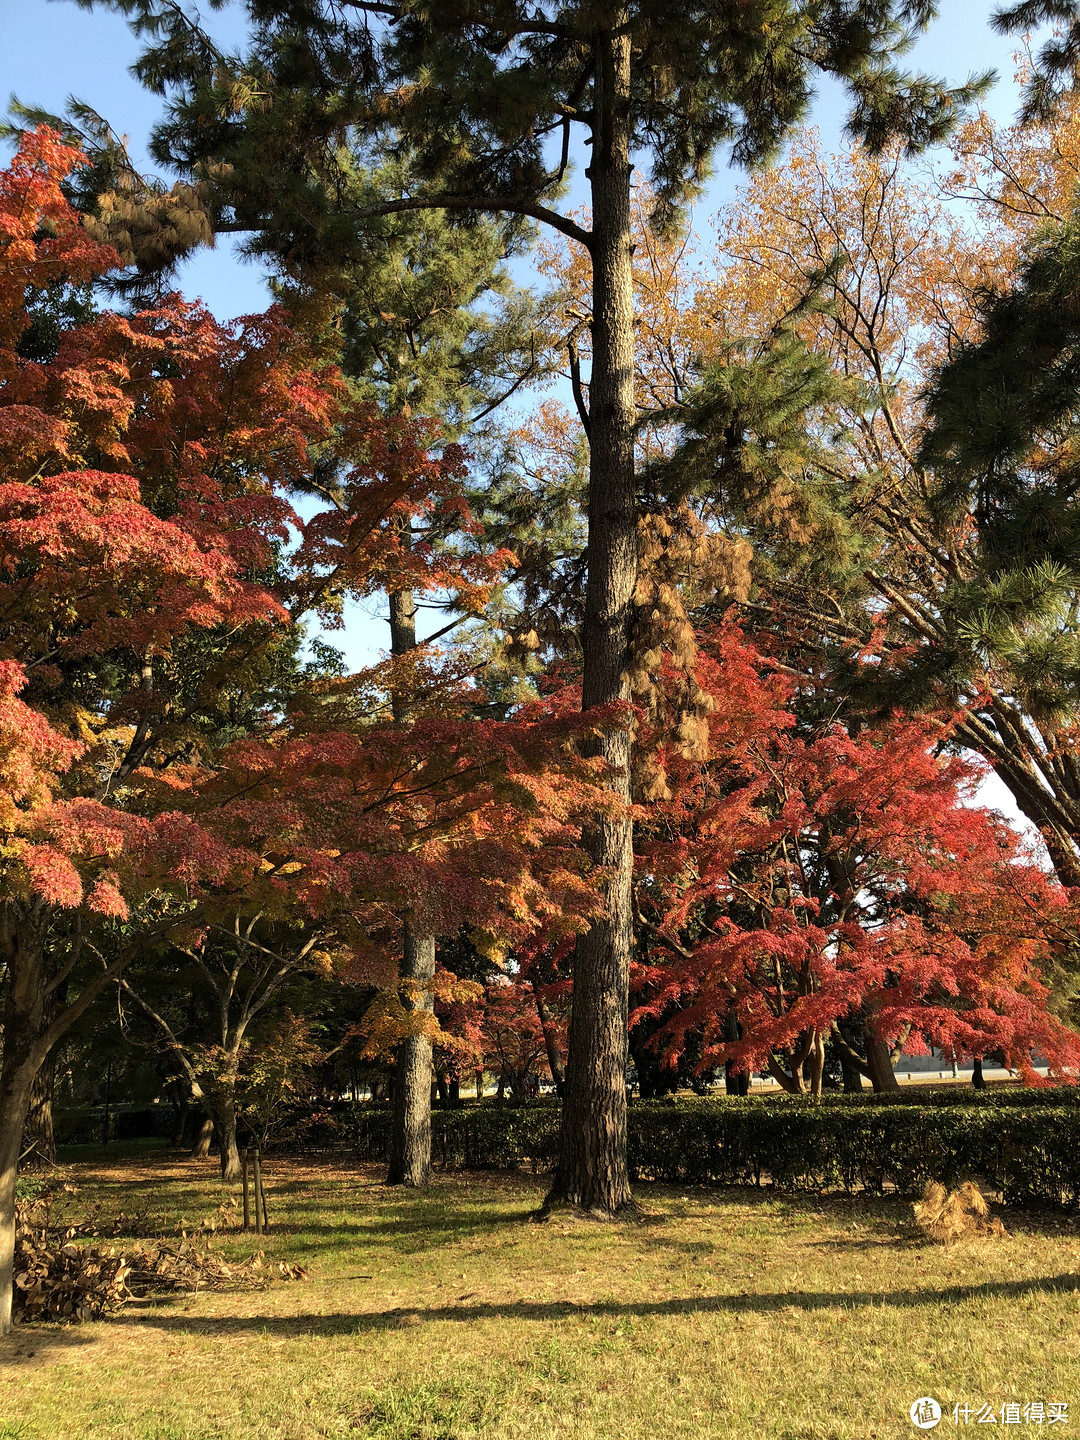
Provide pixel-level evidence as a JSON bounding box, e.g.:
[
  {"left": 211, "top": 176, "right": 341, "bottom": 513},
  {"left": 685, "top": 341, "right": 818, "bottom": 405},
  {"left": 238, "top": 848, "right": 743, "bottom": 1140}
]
[
  {"left": 296, "top": 175, "right": 547, "bottom": 1188},
  {"left": 84, "top": 0, "right": 985, "bottom": 1213}
]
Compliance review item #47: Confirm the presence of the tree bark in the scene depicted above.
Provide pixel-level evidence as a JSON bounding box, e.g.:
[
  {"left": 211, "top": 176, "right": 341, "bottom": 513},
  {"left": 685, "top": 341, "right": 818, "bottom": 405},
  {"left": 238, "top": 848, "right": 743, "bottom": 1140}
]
[
  {"left": 21, "top": 1050, "right": 57, "bottom": 1169},
  {"left": 168, "top": 1079, "right": 189, "bottom": 1148},
  {"left": 724, "top": 1012, "right": 750, "bottom": 1096},
  {"left": 386, "top": 928, "right": 436, "bottom": 1186},
  {"left": 0, "top": 914, "right": 47, "bottom": 1333},
  {"left": 191, "top": 1112, "right": 214, "bottom": 1158},
  {"left": 865, "top": 1036, "right": 901, "bottom": 1092},
  {"left": 972, "top": 1056, "right": 985, "bottom": 1090},
  {"left": 384, "top": 573, "right": 438, "bottom": 1186},
  {"left": 214, "top": 1092, "right": 242, "bottom": 1182},
  {"left": 532, "top": 981, "right": 566, "bottom": 1096},
  {"left": 547, "top": 15, "right": 637, "bottom": 1214},
  {"left": 0, "top": 1073, "right": 33, "bottom": 1335},
  {"left": 839, "top": 1051, "right": 864, "bottom": 1093},
  {"left": 806, "top": 1031, "right": 825, "bottom": 1100}
]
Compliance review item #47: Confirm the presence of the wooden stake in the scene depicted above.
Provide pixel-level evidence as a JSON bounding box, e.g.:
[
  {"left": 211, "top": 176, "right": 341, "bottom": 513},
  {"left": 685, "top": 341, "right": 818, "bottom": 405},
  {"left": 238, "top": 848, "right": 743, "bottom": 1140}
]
[
  {"left": 241, "top": 1148, "right": 250, "bottom": 1231},
  {"left": 253, "top": 1147, "right": 265, "bottom": 1233}
]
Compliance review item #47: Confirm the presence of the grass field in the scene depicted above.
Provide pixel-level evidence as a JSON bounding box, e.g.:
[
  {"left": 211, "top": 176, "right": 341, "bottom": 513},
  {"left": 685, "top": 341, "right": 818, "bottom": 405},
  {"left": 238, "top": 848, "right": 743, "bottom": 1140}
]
[{"left": 2, "top": 1152, "right": 1078, "bottom": 1440}]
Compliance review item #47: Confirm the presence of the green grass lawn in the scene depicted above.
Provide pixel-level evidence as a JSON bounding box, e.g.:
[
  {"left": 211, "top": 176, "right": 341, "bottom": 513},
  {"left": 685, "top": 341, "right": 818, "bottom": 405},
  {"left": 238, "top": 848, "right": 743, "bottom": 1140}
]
[{"left": 2, "top": 1155, "right": 1078, "bottom": 1440}]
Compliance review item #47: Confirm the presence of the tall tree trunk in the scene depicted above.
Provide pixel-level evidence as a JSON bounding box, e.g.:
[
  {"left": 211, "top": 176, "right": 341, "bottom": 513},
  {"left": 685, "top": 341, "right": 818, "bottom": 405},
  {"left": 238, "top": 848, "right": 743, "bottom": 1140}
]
[
  {"left": 386, "top": 929, "right": 436, "bottom": 1186},
  {"left": 548, "top": 17, "right": 637, "bottom": 1215},
  {"left": 385, "top": 580, "right": 437, "bottom": 1187},
  {"left": 0, "top": 915, "right": 47, "bottom": 1334}
]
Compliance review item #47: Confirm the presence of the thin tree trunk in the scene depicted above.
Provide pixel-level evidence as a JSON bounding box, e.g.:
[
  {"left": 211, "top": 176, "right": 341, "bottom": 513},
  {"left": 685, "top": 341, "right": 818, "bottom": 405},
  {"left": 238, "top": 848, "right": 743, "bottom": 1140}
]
[
  {"left": 386, "top": 929, "right": 436, "bottom": 1186},
  {"left": 806, "top": 1031, "right": 825, "bottom": 1100},
  {"left": 0, "top": 915, "right": 47, "bottom": 1333},
  {"left": 548, "top": 16, "right": 637, "bottom": 1215},
  {"left": 385, "top": 575, "right": 437, "bottom": 1186},
  {"left": 723, "top": 1011, "right": 750, "bottom": 1096},
  {"left": 533, "top": 981, "right": 566, "bottom": 1096},
  {"left": 0, "top": 1077, "right": 32, "bottom": 1334}
]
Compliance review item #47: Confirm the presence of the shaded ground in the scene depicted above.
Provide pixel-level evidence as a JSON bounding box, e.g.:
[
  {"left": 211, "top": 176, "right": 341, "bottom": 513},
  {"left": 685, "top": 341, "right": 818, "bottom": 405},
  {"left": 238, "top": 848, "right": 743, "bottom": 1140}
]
[{"left": 2, "top": 1155, "right": 1078, "bottom": 1439}]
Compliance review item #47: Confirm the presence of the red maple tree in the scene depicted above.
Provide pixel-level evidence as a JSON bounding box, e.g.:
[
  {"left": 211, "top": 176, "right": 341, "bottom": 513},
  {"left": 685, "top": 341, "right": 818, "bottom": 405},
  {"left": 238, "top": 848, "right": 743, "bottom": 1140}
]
[
  {"left": 632, "top": 624, "right": 1080, "bottom": 1096},
  {"left": 0, "top": 129, "right": 608, "bottom": 1326}
]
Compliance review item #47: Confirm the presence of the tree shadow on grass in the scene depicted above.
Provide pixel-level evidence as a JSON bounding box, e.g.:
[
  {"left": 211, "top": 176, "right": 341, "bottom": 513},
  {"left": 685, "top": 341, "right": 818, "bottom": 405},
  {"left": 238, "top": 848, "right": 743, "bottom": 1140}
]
[
  {"left": 112, "top": 1270, "right": 1080, "bottom": 1338},
  {"left": 0, "top": 1325, "right": 97, "bottom": 1364}
]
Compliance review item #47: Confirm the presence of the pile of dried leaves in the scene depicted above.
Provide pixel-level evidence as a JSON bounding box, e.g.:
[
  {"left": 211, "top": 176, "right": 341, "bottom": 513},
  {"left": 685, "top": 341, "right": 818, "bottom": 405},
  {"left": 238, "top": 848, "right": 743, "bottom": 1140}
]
[
  {"left": 13, "top": 1189, "right": 307, "bottom": 1324},
  {"left": 913, "top": 1180, "right": 1009, "bottom": 1243}
]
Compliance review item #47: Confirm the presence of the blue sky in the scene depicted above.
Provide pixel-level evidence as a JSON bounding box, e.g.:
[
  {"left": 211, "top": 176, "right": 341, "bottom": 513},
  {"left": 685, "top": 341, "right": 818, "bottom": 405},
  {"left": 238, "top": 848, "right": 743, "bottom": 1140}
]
[{"left": 1, "top": 0, "right": 1034, "bottom": 323}]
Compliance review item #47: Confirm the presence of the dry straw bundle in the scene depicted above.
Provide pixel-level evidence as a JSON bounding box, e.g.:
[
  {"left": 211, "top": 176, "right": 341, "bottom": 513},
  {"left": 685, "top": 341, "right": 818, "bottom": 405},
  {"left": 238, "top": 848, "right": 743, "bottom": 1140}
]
[{"left": 912, "top": 1180, "right": 1009, "bottom": 1243}]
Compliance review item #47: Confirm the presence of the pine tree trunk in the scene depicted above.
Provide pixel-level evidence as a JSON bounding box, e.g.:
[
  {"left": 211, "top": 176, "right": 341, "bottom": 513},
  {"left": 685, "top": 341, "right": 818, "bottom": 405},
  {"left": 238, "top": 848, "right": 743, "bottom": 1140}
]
[
  {"left": 385, "top": 580, "right": 437, "bottom": 1187},
  {"left": 386, "top": 928, "right": 436, "bottom": 1186},
  {"left": 547, "top": 16, "right": 637, "bottom": 1216}
]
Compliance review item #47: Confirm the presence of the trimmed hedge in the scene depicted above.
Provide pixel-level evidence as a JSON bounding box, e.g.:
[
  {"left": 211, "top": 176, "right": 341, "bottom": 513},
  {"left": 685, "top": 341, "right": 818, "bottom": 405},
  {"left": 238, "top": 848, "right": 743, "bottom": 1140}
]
[
  {"left": 786, "top": 1085, "right": 1080, "bottom": 1108},
  {"left": 323, "top": 1096, "right": 1080, "bottom": 1209}
]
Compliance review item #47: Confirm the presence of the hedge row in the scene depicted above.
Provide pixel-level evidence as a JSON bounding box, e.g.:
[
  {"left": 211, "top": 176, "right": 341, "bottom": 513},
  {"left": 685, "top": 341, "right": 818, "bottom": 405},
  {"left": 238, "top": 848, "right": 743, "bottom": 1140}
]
[
  {"left": 54, "top": 1106, "right": 175, "bottom": 1146},
  {"left": 326, "top": 1098, "right": 1080, "bottom": 1209},
  {"left": 791, "top": 1085, "right": 1080, "bottom": 1107}
]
